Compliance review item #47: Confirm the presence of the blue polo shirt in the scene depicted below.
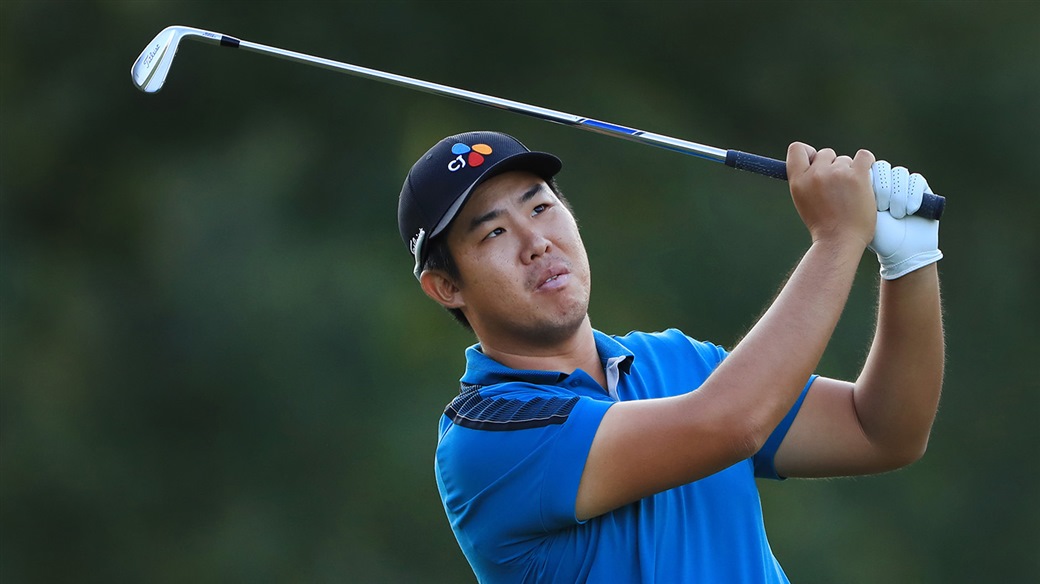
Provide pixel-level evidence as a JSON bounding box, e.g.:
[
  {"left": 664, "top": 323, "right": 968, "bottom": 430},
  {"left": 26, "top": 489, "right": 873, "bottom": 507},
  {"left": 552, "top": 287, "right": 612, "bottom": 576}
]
[{"left": 435, "top": 328, "right": 813, "bottom": 583}]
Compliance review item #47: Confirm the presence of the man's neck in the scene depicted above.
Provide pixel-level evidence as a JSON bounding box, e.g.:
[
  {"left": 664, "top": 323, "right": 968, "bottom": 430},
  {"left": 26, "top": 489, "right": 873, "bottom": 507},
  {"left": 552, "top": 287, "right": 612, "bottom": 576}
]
[{"left": 477, "top": 316, "right": 607, "bottom": 389}]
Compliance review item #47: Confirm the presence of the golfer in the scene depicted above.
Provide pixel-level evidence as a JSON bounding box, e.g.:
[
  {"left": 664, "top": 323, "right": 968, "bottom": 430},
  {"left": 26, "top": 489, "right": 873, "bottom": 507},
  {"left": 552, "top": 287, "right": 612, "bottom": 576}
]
[{"left": 397, "top": 131, "right": 944, "bottom": 583}]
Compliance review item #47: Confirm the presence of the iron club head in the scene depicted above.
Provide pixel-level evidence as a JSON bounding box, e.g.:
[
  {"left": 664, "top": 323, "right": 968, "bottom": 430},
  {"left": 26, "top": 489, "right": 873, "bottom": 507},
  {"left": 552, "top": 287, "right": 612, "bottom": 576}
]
[{"left": 131, "top": 26, "right": 232, "bottom": 93}]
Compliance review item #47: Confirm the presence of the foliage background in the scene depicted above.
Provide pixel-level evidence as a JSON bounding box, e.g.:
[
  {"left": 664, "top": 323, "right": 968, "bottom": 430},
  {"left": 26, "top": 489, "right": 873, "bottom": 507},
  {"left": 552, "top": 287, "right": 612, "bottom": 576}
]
[{"left": 2, "top": 1, "right": 1038, "bottom": 582}]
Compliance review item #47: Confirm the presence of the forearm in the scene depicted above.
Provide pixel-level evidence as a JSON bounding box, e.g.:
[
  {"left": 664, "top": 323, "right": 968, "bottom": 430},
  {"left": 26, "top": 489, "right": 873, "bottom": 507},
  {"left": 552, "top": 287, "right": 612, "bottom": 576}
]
[
  {"left": 705, "top": 238, "right": 864, "bottom": 447},
  {"left": 854, "top": 264, "right": 944, "bottom": 461}
]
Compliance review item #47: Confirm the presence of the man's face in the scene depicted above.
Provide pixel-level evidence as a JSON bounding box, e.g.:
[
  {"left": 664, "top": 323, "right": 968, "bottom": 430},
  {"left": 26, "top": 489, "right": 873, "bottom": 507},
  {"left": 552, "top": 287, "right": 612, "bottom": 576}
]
[{"left": 442, "top": 170, "right": 592, "bottom": 348}]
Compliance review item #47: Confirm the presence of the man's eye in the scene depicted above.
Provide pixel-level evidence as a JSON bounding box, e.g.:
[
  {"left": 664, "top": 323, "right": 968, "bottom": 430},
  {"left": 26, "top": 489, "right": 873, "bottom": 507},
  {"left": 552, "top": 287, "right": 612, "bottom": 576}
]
[
  {"left": 533, "top": 204, "right": 548, "bottom": 215},
  {"left": 485, "top": 227, "right": 505, "bottom": 239}
]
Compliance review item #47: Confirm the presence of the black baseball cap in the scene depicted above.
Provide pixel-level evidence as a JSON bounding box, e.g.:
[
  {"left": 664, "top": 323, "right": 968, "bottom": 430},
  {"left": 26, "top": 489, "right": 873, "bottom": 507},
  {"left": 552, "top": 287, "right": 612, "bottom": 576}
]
[{"left": 398, "top": 131, "right": 562, "bottom": 279}]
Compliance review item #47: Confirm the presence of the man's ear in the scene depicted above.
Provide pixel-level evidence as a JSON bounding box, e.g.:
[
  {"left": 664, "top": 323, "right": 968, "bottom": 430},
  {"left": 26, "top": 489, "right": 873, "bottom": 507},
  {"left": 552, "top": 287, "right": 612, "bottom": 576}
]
[{"left": 419, "top": 270, "right": 465, "bottom": 310}]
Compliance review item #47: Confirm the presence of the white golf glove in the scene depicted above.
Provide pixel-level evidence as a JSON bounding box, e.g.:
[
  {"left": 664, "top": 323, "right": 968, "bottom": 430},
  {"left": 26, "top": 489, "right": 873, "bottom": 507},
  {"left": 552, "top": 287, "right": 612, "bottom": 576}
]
[{"left": 869, "top": 160, "right": 943, "bottom": 280}]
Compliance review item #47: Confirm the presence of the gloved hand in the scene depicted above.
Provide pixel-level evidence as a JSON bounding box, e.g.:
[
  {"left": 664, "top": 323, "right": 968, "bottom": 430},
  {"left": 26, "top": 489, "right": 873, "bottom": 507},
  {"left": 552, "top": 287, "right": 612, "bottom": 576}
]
[{"left": 869, "top": 160, "right": 943, "bottom": 280}]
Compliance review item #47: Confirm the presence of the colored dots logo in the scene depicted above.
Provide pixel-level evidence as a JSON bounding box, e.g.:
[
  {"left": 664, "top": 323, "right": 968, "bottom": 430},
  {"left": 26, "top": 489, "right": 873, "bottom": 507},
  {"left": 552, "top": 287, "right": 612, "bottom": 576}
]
[{"left": 450, "top": 142, "right": 493, "bottom": 169}]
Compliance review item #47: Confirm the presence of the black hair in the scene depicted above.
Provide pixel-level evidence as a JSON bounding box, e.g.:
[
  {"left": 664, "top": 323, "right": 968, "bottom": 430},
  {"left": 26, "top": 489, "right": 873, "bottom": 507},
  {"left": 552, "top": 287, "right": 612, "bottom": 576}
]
[{"left": 422, "top": 177, "right": 569, "bottom": 331}]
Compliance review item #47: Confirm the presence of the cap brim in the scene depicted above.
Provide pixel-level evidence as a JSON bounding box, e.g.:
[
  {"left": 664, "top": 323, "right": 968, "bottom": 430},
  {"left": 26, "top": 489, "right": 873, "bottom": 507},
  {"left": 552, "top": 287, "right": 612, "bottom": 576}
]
[{"left": 428, "top": 151, "right": 562, "bottom": 239}]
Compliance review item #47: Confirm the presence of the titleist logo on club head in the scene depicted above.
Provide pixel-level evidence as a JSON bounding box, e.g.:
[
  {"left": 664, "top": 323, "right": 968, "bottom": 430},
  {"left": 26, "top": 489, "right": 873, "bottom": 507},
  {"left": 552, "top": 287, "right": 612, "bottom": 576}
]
[
  {"left": 448, "top": 142, "right": 493, "bottom": 172},
  {"left": 142, "top": 42, "right": 162, "bottom": 69}
]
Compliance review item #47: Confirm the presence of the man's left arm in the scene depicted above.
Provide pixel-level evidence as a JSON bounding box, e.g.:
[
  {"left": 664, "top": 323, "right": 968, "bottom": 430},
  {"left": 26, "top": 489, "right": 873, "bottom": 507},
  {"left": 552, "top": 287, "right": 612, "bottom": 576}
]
[{"left": 774, "top": 162, "right": 945, "bottom": 477}]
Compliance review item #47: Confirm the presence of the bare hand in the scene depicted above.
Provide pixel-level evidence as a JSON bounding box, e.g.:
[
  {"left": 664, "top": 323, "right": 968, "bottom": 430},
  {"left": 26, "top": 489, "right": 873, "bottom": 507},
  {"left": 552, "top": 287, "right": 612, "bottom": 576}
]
[{"left": 786, "top": 142, "right": 877, "bottom": 248}]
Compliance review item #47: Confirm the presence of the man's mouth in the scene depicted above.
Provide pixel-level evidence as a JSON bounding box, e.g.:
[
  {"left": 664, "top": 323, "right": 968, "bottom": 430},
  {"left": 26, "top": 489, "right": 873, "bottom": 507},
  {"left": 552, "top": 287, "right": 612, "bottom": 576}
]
[{"left": 537, "top": 270, "right": 570, "bottom": 291}]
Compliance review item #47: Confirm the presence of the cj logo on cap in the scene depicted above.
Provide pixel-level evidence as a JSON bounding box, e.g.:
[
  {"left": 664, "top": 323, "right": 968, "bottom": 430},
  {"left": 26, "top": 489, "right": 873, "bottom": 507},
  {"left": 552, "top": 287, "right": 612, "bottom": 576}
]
[{"left": 448, "top": 143, "right": 493, "bottom": 172}]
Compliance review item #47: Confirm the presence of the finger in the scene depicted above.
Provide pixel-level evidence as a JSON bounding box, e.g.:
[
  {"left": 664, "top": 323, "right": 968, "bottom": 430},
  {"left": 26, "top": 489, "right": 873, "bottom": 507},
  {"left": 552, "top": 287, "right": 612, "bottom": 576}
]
[
  {"left": 907, "top": 172, "right": 927, "bottom": 216},
  {"left": 871, "top": 160, "right": 892, "bottom": 212},
  {"left": 814, "top": 148, "right": 837, "bottom": 166},
  {"left": 835, "top": 155, "right": 854, "bottom": 167},
  {"left": 786, "top": 142, "right": 815, "bottom": 176},
  {"left": 853, "top": 149, "right": 876, "bottom": 172},
  {"left": 890, "top": 166, "right": 910, "bottom": 219}
]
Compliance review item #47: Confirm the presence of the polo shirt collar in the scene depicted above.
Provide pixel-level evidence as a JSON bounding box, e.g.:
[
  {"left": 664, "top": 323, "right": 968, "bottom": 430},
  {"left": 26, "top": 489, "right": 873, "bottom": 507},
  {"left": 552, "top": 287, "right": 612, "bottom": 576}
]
[{"left": 461, "top": 329, "right": 635, "bottom": 387}]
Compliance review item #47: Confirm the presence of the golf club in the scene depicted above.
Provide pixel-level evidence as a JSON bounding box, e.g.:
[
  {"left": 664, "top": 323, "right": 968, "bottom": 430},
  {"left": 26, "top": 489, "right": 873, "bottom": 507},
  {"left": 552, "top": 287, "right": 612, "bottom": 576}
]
[{"left": 131, "top": 25, "right": 945, "bottom": 220}]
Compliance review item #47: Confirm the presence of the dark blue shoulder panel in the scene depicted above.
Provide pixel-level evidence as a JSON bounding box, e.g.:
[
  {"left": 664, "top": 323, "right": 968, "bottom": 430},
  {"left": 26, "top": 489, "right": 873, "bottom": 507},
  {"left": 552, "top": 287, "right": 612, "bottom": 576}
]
[{"left": 445, "top": 385, "right": 579, "bottom": 431}]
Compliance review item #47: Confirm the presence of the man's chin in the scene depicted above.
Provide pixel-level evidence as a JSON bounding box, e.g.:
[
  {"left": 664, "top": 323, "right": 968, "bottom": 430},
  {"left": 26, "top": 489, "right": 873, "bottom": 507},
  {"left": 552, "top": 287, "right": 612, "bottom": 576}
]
[{"left": 517, "top": 310, "right": 590, "bottom": 346}]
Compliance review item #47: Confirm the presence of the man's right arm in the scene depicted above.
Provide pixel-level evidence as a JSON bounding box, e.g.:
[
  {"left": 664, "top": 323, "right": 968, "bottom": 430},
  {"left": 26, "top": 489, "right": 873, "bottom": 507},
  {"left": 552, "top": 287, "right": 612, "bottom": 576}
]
[{"left": 575, "top": 144, "right": 877, "bottom": 520}]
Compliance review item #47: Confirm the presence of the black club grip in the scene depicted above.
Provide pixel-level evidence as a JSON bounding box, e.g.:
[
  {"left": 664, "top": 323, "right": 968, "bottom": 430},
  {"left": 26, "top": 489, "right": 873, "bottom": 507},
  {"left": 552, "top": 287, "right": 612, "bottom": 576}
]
[
  {"left": 724, "top": 150, "right": 945, "bottom": 221},
  {"left": 725, "top": 149, "right": 789, "bottom": 180}
]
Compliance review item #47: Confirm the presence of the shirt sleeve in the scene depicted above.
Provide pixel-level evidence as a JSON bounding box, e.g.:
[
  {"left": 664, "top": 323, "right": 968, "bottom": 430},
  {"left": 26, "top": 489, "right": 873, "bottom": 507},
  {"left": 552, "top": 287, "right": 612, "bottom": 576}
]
[
  {"left": 669, "top": 330, "right": 815, "bottom": 481},
  {"left": 435, "top": 392, "right": 614, "bottom": 557},
  {"left": 752, "top": 374, "right": 817, "bottom": 480}
]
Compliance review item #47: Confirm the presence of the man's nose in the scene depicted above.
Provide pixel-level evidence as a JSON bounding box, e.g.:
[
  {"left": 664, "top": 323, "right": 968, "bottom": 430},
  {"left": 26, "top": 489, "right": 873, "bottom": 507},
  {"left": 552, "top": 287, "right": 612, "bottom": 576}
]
[{"left": 520, "top": 227, "right": 552, "bottom": 264}]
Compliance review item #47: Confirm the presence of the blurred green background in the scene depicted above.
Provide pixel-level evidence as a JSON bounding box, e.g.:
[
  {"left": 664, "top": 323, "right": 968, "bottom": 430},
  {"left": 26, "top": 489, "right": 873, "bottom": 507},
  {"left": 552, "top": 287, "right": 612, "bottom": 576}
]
[{"left": 2, "top": 1, "right": 1038, "bottom": 582}]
